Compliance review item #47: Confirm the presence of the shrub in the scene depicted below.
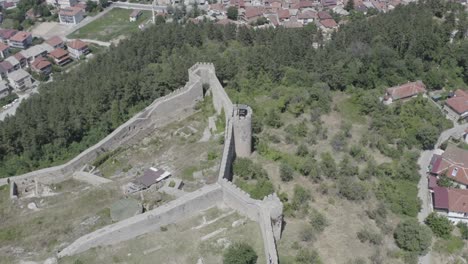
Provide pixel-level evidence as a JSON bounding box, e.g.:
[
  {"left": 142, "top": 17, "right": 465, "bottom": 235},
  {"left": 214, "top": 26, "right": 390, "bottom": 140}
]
[
  {"left": 280, "top": 163, "right": 294, "bottom": 182},
  {"left": 320, "top": 152, "right": 337, "bottom": 178},
  {"left": 296, "top": 144, "right": 309, "bottom": 157},
  {"left": 309, "top": 209, "right": 328, "bottom": 233},
  {"left": 223, "top": 243, "right": 257, "bottom": 264},
  {"left": 233, "top": 158, "right": 267, "bottom": 180},
  {"left": 394, "top": 219, "right": 432, "bottom": 254},
  {"left": 338, "top": 179, "right": 367, "bottom": 201},
  {"left": 168, "top": 181, "right": 176, "bottom": 188},
  {"left": 300, "top": 158, "right": 321, "bottom": 182},
  {"left": 292, "top": 185, "right": 311, "bottom": 211},
  {"left": 207, "top": 150, "right": 218, "bottom": 160},
  {"left": 457, "top": 222, "right": 468, "bottom": 240},
  {"left": 424, "top": 212, "right": 453, "bottom": 238},
  {"left": 295, "top": 248, "right": 321, "bottom": 264},
  {"left": 299, "top": 224, "right": 315, "bottom": 242},
  {"left": 357, "top": 229, "right": 383, "bottom": 245}
]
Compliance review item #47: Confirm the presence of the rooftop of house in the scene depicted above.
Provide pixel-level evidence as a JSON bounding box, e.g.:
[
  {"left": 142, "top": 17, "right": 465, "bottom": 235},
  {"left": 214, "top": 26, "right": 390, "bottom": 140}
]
[
  {"left": 446, "top": 89, "right": 468, "bottom": 115},
  {"left": 59, "top": 6, "right": 84, "bottom": 16},
  {"left": 298, "top": 10, "right": 317, "bottom": 19},
  {"left": 434, "top": 186, "right": 468, "bottom": 214},
  {"left": 46, "top": 36, "right": 64, "bottom": 47},
  {"left": 244, "top": 7, "right": 265, "bottom": 19},
  {"left": 49, "top": 48, "right": 69, "bottom": 59},
  {"left": 320, "top": 18, "right": 338, "bottom": 28},
  {"left": 9, "top": 31, "right": 31, "bottom": 43},
  {"left": 277, "top": 8, "right": 291, "bottom": 19},
  {"left": 5, "top": 56, "right": 19, "bottom": 66},
  {"left": 0, "top": 61, "right": 12, "bottom": 73},
  {"left": 20, "top": 45, "right": 49, "bottom": 59},
  {"left": 68, "top": 39, "right": 88, "bottom": 50},
  {"left": 31, "top": 57, "right": 52, "bottom": 70},
  {"left": 386, "top": 80, "right": 426, "bottom": 100},
  {"left": 130, "top": 10, "right": 142, "bottom": 17},
  {"left": 13, "top": 52, "right": 25, "bottom": 61},
  {"left": 317, "top": 11, "right": 333, "bottom": 20},
  {"left": 0, "top": 29, "right": 18, "bottom": 40},
  {"left": 8, "top": 69, "right": 30, "bottom": 82},
  {"left": 431, "top": 145, "right": 468, "bottom": 186},
  {"left": 133, "top": 168, "right": 170, "bottom": 188},
  {"left": 0, "top": 42, "right": 9, "bottom": 51}
]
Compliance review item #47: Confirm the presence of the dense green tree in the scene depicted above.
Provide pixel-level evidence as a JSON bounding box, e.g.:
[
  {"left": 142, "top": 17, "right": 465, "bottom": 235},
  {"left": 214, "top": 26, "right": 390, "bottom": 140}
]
[
  {"left": 394, "top": 219, "right": 432, "bottom": 254},
  {"left": 280, "top": 163, "right": 294, "bottom": 182},
  {"left": 227, "top": 6, "right": 238, "bottom": 20},
  {"left": 424, "top": 212, "right": 453, "bottom": 238},
  {"left": 223, "top": 243, "right": 257, "bottom": 264}
]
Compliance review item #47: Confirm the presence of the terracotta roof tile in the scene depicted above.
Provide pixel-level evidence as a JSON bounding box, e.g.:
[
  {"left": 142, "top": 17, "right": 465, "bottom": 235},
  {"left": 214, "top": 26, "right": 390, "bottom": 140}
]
[{"left": 386, "top": 81, "right": 426, "bottom": 100}]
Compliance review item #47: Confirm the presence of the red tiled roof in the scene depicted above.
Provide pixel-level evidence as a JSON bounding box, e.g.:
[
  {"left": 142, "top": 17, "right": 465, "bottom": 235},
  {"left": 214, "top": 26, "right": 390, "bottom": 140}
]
[
  {"left": 446, "top": 89, "right": 468, "bottom": 115},
  {"left": 0, "top": 42, "right": 9, "bottom": 51},
  {"left": 298, "top": 10, "right": 317, "bottom": 19},
  {"left": 230, "top": 0, "right": 245, "bottom": 7},
  {"left": 0, "top": 29, "right": 18, "bottom": 40},
  {"left": 68, "top": 39, "right": 88, "bottom": 50},
  {"left": 0, "top": 61, "right": 13, "bottom": 71},
  {"left": 428, "top": 176, "right": 438, "bottom": 190},
  {"left": 31, "top": 57, "right": 51, "bottom": 70},
  {"left": 321, "top": 0, "right": 337, "bottom": 7},
  {"left": 244, "top": 7, "right": 264, "bottom": 19},
  {"left": 433, "top": 186, "right": 449, "bottom": 210},
  {"left": 298, "top": 0, "right": 313, "bottom": 8},
  {"left": 10, "top": 31, "right": 31, "bottom": 42},
  {"left": 49, "top": 48, "right": 69, "bottom": 59},
  {"left": 209, "top": 3, "right": 225, "bottom": 12},
  {"left": 317, "top": 11, "right": 333, "bottom": 20},
  {"left": 448, "top": 188, "right": 468, "bottom": 214},
  {"left": 386, "top": 81, "right": 426, "bottom": 100},
  {"left": 320, "top": 18, "right": 338, "bottom": 28},
  {"left": 46, "top": 36, "right": 64, "bottom": 47},
  {"left": 277, "top": 9, "right": 290, "bottom": 20},
  {"left": 14, "top": 53, "right": 25, "bottom": 61},
  {"left": 432, "top": 145, "right": 468, "bottom": 186}
]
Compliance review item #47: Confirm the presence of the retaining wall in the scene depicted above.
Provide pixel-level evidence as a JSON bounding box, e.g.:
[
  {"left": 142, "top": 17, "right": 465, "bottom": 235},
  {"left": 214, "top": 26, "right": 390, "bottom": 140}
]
[{"left": 58, "top": 184, "right": 223, "bottom": 258}]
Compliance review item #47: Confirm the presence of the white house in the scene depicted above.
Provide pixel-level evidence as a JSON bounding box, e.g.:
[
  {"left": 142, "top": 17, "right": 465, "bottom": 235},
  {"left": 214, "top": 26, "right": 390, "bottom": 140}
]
[
  {"left": 7, "top": 69, "right": 32, "bottom": 91},
  {"left": 67, "top": 39, "right": 89, "bottom": 59},
  {"left": 59, "top": 6, "right": 84, "bottom": 25}
]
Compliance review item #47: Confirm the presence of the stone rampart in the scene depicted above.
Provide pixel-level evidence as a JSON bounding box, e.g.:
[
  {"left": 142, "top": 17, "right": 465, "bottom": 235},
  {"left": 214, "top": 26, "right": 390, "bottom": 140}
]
[
  {"left": 58, "top": 184, "right": 223, "bottom": 257},
  {"left": 5, "top": 63, "right": 282, "bottom": 264},
  {"left": 0, "top": 68, "right": 204, "bottom": 187}
]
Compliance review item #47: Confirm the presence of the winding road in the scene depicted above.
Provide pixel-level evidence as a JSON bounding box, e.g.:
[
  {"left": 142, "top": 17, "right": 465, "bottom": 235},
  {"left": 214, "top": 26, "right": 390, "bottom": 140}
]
[{"left": 417, "top": 122, "right": 468, "bottom": 264}]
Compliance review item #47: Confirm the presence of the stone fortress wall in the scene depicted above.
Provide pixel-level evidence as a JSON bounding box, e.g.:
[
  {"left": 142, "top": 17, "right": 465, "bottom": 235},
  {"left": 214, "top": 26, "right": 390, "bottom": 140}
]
[{"left": 3, "top": 63, "right": 283, "bottom": 264}]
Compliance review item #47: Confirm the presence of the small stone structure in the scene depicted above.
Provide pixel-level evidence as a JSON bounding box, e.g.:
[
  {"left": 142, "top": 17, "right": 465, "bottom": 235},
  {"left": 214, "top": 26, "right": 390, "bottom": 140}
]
[
  {"left": 9, "top": 180, "right": 18, "bottom": 199},
  {"left": 4, "top": 63, "right": 282, "bottom": 264}
]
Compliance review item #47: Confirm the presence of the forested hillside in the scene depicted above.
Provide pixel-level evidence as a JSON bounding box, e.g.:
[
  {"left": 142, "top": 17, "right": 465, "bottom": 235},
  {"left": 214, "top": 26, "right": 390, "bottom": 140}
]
[{"left": 0, "top": 0, "right": 465, "bottom": 179}]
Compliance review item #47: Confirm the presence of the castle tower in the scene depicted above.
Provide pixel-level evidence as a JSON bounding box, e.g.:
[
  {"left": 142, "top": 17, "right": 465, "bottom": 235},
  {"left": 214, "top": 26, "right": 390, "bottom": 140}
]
[{"left": 233, "top": 104, "right": 252, "bottom": 158}]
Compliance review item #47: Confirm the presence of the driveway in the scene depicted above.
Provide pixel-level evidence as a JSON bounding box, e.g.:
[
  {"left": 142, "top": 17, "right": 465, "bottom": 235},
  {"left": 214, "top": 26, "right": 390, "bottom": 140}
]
[{"left": 417, "top": 123, "right": 468, "bottom": 264}]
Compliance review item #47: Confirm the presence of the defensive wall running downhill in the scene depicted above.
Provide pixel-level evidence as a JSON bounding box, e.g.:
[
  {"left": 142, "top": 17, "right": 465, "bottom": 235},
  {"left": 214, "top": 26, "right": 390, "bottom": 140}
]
[
  {"left": 0, "top": 69, "right": 204, "bottom": 187},
  {"left": 4, "top": 63, "right": 283, "bottom": 264}
]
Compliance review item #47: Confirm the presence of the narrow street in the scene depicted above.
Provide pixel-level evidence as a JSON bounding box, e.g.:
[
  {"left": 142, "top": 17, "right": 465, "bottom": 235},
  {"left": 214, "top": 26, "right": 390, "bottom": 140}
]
[{"left": 417, "top": 123, "right": 468, "bottom": 264}]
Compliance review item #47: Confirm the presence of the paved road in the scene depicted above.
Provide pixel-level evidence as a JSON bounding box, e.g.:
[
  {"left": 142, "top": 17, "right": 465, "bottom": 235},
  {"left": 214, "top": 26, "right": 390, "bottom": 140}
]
[
  {"left": 112, "top": 2, "right": 167, "bottom": 12},
  {"left": 0, "top": 87, "right": 39, "bottom": 121},
  {"left": 417, "top": 123, "right": 468, "bottom": 264}
]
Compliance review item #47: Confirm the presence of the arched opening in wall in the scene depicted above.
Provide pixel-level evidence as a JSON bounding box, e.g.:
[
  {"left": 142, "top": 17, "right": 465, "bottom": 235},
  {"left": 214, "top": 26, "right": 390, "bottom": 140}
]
[{"left": 202, "top": 83, "right": 210, "bottom": 96}]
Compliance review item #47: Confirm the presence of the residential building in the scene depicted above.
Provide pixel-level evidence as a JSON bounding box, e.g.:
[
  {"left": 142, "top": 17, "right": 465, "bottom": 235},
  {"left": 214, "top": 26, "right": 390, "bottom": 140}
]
[
  {"left": 129, "top": 10, "right": 142, "bottom": 22},
  {"left": 67, "top": 39, "right": 89, "bottom": 59},
  {"left": 49, "top": 48, "right": 72, "bottom": 66},
  {"left": 298, "top": 10, "right": 316, "bottom": 24},
  {"left": 125, "top": 167, "right": 171, "bottom": 194},
  {"left": 444, "top": 89, "right": 468, "bottom": 121},
  {"left": 59, "top": 6, "right": 84, "bottom": 25},
  {"left": 430, "top": 145, "right": 468, "bottom": 188},
  {"left": 432, "top": 186, "right": 468, "bottom": 223},
  {"left": 383, "top": 80, "right": 427, "bottom": 104},
  {"left": 242, "top": 7, "right": 265, "bottom": 23},
  {"left": 13, "top": 53, "right": 27, "bottom": 68},
  {"left": 0, "top": 29, "right": 17, "bottom": 44},
  {"left": 0, "top": 42, "right": 9, "bottom": 58},
  {"left": 5, "top": 56, "right": 20, "bottom": 71},
  {"left": 7, "top": 69, "right": 32, "bottom": 91},
  {"left": 8, "top": 31, "right": 32, "bottom": 49},
  {"left": 47, "top": 0, "right": 78, "bottom": 8},
  {"left": 319, "top": 18, "right": 338, "bottom": 29},
  {"left": 317, "top": 11, "right": 333, "bottom": 20},
  {"left": 31, "top": 57, "right": 52, "bottom": 75},
  {"left": 0, "top": 80, "right": 9, "bottom": 99},
  {"left": 46, "top": 36, "right": 65, "bottom": 49},
  {"left": 20, "top": 44, "right": 50, "bottom": 64},
  {"left": 321, "top": 0, "right": 337, "bottom": 7}
]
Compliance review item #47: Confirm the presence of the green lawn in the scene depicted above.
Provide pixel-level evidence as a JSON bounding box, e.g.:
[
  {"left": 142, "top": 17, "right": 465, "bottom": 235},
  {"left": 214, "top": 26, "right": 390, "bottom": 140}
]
[{"left": 68, "top": 8, "right": 151, "bottom": 42}]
